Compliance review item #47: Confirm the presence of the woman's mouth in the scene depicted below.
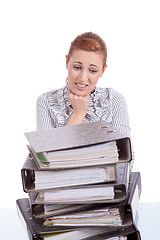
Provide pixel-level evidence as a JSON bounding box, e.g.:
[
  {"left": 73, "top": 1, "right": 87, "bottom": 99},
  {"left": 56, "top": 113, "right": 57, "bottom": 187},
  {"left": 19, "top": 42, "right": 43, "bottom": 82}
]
[{"left": 75, "top": 82, "right": 88, "bottom": 89}]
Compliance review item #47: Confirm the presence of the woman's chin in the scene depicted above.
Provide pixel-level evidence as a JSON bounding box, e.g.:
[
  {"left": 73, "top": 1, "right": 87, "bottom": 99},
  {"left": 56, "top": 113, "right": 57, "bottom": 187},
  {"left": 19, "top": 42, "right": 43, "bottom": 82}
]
[{"left": 71, "top": 88, "right": 88, "bottom": 96}]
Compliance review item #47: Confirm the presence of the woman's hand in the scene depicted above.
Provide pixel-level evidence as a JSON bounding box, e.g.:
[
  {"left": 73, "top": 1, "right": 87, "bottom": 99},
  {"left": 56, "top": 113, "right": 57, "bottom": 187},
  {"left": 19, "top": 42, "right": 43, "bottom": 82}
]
[
  {"left": 68, "top": 88, "right": 88, "bottom": 116},
  {"left": 65, "top": 88, "right": 88, "bottom": 126}
]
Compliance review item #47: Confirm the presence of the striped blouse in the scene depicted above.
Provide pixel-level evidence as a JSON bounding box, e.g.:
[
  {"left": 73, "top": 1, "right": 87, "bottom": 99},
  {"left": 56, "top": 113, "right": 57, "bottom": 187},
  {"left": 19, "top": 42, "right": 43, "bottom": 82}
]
[{"left": 36, "top": 85, "right": 134, "bottom": 169}]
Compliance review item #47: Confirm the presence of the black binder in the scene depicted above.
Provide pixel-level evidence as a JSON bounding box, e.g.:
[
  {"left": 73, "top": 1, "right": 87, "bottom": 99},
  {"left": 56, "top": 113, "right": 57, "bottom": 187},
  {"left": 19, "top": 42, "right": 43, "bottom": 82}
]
[{"left": 16, "top": 197, "right": 141, "bottom": 240}]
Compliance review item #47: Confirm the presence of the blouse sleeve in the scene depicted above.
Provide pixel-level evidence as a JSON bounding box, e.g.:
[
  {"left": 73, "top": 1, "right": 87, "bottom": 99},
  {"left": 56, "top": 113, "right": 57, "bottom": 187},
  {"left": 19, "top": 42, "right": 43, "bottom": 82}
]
[
  {"left": 36, "top": 93, "right": 55, "bottom": 130},
  {"left": 111, "top": 89, "right": 131, "bottom": 137},
  {"left": 111, "top": 89, "right": 134, "bottom": 170}
]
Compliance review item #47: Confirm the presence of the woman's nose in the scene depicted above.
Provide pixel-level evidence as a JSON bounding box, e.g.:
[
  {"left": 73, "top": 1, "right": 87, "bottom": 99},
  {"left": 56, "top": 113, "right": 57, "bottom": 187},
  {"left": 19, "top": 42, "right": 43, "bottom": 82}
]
[{"left": 79, "top": 70, "right": 88, "bottom": 82}]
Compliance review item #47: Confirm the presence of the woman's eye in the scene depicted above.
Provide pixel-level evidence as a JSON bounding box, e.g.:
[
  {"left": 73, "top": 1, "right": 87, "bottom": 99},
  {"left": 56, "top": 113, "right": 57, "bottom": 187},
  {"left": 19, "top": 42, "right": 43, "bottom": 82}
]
[
  {"left": 89, "top": 69, "right": 97, "bottom": 74},
  {"left": 73, "top": 65, "right": 81, "bottom": 70}
]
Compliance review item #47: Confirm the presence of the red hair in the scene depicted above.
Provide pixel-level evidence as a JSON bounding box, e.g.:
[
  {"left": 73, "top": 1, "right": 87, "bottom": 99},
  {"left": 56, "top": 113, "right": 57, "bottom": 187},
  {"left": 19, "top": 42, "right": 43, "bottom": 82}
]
[{"left": 67, "top": 32, "right": 107, "bottom": 69}]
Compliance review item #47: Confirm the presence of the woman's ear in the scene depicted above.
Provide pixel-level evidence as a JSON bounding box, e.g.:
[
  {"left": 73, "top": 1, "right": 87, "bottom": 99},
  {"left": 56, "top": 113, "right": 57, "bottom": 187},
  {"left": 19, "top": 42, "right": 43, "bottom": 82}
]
[
  {"left": 66, "top": 55, "right": 69, "bottom": 69},
  {"left": 103, "top": 64, "right": 107, "bottom": 73},
  {"left": 100, "top": 64, "right": 107, "bottom": 77}
]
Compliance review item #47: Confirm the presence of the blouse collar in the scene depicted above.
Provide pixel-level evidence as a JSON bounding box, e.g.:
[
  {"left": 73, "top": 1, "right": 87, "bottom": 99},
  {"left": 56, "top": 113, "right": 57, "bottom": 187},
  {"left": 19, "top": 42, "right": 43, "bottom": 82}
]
[{"left": 60, "top": 84, "right": 111, "bottom": 122}]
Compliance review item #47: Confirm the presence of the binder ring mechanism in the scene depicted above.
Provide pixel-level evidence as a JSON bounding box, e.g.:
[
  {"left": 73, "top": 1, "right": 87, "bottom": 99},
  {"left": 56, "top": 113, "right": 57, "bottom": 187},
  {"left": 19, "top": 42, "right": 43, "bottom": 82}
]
[{"left": 101, "top": 125, "right": 116, "bottom": 133}]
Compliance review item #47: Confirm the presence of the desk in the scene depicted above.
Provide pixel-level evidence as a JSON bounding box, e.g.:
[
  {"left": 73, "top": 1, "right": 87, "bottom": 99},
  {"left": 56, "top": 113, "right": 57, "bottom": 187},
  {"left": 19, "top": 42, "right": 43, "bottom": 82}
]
[
  {"left": 0, "top": 202, "right": 160, "bottom": 240},
  {"left": 137, "top": 202, "right": 160, "bottom": 239}
]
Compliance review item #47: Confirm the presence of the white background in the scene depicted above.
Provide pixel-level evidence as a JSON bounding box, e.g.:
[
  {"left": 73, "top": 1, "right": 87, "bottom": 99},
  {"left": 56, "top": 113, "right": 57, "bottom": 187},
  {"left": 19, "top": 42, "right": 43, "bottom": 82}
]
[{"left": 0, "top": 0, "right": 160, "bottom": 207}]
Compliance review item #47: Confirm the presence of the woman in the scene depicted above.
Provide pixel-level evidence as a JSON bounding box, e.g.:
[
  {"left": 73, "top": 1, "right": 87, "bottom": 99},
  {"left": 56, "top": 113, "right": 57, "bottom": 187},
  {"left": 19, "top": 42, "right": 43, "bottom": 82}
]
[{"left": 37, "top": 32, "right": 134, "bottom": 169}]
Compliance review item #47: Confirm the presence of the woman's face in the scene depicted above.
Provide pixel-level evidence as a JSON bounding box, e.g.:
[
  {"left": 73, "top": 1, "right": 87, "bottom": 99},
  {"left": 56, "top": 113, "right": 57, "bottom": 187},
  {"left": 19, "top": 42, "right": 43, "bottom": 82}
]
[{"left": 66, "top": 49, "right": 106, "bottom": 96}]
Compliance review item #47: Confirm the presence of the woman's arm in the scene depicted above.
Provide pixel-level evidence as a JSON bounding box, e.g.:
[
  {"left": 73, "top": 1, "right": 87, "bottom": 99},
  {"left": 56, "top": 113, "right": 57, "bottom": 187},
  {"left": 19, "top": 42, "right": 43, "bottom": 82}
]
[
  {"left": 111, "top": 90, "right": 134, "bottom": 170},
  {"left": 36, "top": 94, "right": 55, "bottom": 130},
  {"left": 111, "top": 90, "right": 131, "bottom": 138}
]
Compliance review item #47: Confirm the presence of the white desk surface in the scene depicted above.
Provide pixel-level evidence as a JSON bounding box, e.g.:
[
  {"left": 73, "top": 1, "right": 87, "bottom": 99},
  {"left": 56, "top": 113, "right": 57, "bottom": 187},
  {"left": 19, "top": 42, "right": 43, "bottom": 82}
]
[{"left": 0, "top": 202, "right": 160, "bottom": 240}]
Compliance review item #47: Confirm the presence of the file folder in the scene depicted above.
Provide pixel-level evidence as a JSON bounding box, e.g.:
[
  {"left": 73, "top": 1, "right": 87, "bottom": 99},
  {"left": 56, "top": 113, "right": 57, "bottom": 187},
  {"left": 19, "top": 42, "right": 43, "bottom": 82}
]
[
  {"left": 38, "top": 172, "right": 141, "bottom": 228},
  {"left": 25, "top": 121, "right": 132, "bottom": 168},
  {"left": 29, "top": 172, "right": 141, "bottom": 220},
  {"left": 22, "top": 155, "right": 129, "bottom": 203}
]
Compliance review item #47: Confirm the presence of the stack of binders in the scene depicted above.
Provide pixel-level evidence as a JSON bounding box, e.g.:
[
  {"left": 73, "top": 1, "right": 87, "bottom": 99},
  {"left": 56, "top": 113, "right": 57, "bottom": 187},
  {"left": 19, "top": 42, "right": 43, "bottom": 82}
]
[{"left": 16, "top": 121, "right": 142, "bottom": 240}]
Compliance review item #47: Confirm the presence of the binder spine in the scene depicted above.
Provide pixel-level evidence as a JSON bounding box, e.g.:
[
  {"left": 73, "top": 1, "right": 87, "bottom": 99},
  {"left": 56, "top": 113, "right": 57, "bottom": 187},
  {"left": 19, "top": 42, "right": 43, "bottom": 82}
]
[
  {"left": 116, "top": 163, "right": 129, "bottom": 197},
  {"left": 128, "top": 172, "right": 141, "bottom": 204},
  {"left": 122, "top": 162, "right": 130, "bottom": 191},
  {"left": 16, "top": 199, "right": 44, "bottom": 240},
  {"left": 21, "top": 155, "right": 37, "bottom": 192},
  {"left": 128, "top": 172, "right": 142, "bottom": 221}
]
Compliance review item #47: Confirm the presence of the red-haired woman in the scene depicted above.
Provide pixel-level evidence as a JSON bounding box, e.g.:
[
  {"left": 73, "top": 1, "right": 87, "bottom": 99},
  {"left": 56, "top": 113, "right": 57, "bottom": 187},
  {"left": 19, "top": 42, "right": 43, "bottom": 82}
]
[{"left": 36, "top": 32, "right": 134, "bottom": 169}]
